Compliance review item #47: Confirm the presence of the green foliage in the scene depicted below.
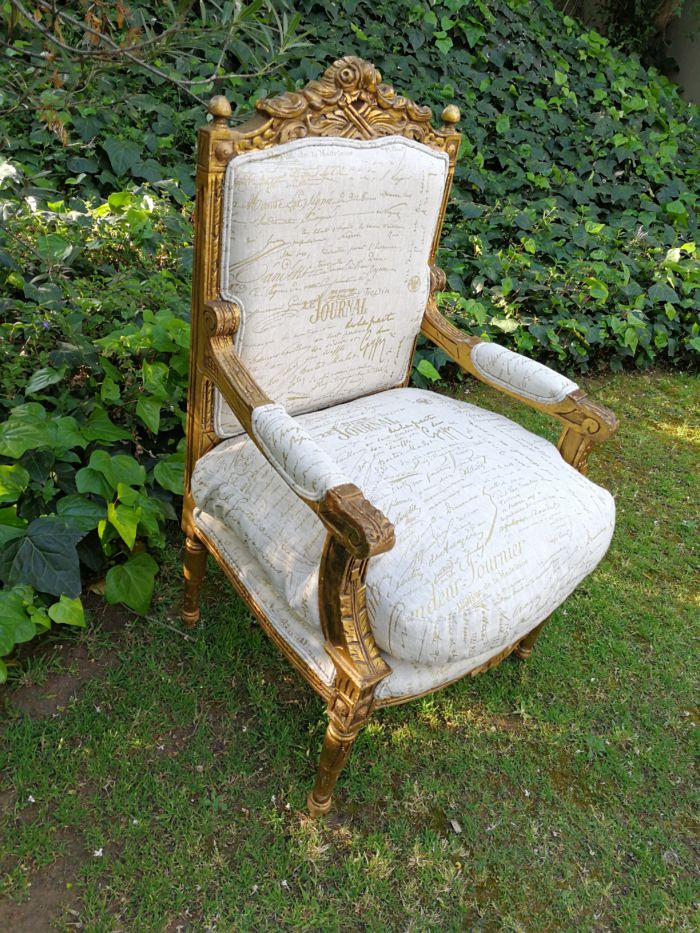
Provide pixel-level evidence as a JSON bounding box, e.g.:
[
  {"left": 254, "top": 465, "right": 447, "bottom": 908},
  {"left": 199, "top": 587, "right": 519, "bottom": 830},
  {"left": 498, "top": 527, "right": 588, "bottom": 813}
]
[
  {"left": 0, "top": 81, "right": 192, "bottom": 668},
  {"left": 295, "top": 0, "right": 700, "bottom": 375},
  {"left": 0, "top": 0, "right": 699, "bottom": 671}
]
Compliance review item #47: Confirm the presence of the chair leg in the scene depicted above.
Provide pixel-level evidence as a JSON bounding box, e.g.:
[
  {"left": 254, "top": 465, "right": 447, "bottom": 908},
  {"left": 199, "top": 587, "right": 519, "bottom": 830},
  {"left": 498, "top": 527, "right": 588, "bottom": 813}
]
[
  {"left": 307, "top": 685, "right": 374, "bottom": 817},
  {"left": 181, "top": 536, "right": 208, "bottom": 626},
  {"left": 514, "top": 617, "right": 549, "bottom": 661}
]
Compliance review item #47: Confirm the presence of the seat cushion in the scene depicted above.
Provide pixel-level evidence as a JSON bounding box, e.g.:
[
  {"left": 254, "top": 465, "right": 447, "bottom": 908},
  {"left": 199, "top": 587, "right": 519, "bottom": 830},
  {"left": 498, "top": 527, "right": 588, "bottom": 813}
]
[
  {"left": 215, "top": 136, "right": 449, "bottom": 436},
  {"left": 192, "top": 388, "right": 615, "bottom": 668}
]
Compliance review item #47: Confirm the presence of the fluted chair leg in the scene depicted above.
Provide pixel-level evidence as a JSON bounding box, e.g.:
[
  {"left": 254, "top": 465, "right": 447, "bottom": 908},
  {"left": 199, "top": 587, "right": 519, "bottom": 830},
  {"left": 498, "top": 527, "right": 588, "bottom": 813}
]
[
  {"left": 181, "top": 536, "right": 208, "bottom": 626},
  {"left": 307, "top": 683, "right": 375, "bottom": 817},
  {"left": 307, "top": 721, "right": 361, "bottom": 817},
  {"left": 514, "top": 617, "right": 549, "bottom": 661}
]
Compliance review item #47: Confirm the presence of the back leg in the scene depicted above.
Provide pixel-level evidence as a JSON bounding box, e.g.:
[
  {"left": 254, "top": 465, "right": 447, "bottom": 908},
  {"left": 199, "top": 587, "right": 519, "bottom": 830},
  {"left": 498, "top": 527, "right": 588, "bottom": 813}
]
[
  {"left": 514, "top": 617, "right": 549, "bottom": 661},
  {"left": 181, "top": 536, "right": 208, "bottom": 625}
]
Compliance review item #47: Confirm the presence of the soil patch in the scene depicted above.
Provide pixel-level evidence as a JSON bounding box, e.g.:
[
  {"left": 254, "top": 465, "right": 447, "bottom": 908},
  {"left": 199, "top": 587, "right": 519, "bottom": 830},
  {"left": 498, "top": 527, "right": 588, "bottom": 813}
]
[
  {"left": 2, "top": 599, "right": 130, "bottom": 720},
  {"left": 0, "top": 831, "right": 83, "bottom": 932}
]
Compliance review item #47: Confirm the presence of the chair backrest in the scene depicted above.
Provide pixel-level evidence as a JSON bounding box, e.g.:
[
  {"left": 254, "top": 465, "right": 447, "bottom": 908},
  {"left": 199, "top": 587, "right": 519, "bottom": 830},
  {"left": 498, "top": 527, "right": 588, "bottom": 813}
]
[{"left": 188, "top": 56, "right": 461, "bottom": 446}]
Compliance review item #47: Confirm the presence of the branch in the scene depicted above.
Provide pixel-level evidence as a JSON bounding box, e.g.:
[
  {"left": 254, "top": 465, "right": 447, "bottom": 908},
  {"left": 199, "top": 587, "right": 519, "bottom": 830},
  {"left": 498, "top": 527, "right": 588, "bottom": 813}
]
[{"left": 9, "top": 0, "right": 207, "bottom": 104}]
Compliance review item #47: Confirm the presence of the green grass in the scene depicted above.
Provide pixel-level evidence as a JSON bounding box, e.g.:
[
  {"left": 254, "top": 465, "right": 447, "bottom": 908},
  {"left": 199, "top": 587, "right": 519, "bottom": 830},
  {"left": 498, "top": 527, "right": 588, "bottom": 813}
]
[{"left": 1, "top": 371, "right": 698, "bottom": 931}]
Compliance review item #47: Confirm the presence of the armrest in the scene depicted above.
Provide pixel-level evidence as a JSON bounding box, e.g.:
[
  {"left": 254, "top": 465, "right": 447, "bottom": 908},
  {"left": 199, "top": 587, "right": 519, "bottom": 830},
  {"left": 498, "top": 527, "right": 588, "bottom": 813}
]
[
  {"left": 468, "top": 341, "right": 578, "bottom": 405},
  {"left": 251, "top": 404, "right": 395, "bottom": 559},
  {"left": 200, "top": 301, "right": 394, "bottom": 559},
  {"left": 251, "top": 403, "right": 350, "bottom": 501},
  {"left": 421, "top": 300, "right": 618, "bottom": 474}
]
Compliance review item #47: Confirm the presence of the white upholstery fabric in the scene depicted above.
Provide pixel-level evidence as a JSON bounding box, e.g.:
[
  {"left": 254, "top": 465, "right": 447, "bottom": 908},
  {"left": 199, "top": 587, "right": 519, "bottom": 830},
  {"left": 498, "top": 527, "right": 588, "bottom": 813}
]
[
  {"left": 214, "top": 136, "right": 449, "bottom": 437},
  {"left": 193, "top": 388, "right": 615, "bottom": 691},
  {"left": 194, "top": 509, "right": 535, "bottom": 701},
  {"left": 251, "top": 403, "right": 349, "bottom": 501},
  {"left": 470, "top": 342, "right": 578, "bottom": 404}
]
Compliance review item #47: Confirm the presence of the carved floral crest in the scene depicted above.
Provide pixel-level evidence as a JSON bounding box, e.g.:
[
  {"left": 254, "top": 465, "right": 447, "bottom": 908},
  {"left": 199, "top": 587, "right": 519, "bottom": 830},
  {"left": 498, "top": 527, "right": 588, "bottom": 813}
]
[{"left": 229, "top": 56, "right": 460, "bottom": 157}]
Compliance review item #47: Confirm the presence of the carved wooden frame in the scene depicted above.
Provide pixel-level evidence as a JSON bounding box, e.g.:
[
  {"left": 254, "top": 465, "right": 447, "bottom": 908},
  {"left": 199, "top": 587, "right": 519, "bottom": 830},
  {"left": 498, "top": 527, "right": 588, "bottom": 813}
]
[{"left": 181, "top": 56, "right": 618, "bottom": 816}]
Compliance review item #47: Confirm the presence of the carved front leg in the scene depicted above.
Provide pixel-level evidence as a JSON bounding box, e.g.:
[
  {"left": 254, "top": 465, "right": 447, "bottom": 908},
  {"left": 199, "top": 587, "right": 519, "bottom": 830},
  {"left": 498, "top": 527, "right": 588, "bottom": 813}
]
[
  {"left": 307, "top": 675, "right": 377, "bottom": 817},
  {"left": 308, "top": 535, "right": 391, "bottom": 816}
]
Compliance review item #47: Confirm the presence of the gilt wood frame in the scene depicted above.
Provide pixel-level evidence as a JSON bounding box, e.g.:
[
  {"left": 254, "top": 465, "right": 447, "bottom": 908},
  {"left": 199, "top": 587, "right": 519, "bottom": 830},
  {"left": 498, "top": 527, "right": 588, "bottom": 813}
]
[{"left": 181, "top": 57, "right": 618, "bottom": 815}]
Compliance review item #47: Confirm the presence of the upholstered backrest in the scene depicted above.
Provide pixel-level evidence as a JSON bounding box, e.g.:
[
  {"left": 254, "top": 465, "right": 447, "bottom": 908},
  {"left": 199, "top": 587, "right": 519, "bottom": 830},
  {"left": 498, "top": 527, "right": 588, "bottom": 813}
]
[{"left": 213, "top": 136, "right": 449, "bottom": 437}]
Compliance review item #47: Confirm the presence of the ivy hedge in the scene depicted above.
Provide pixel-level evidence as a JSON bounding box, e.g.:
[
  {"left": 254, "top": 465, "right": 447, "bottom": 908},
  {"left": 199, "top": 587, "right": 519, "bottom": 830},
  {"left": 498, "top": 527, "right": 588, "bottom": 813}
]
[{"left": 0, "top": 0, "right": 698, "bottom": 676}]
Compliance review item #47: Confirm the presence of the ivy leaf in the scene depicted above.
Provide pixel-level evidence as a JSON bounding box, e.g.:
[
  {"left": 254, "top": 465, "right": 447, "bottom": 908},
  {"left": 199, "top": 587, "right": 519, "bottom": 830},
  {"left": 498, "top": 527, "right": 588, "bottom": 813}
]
[
  {"left": 56, "top": 495, "right": 107, "bottom": 531},
  {"left": 88, "top": 451, "right": 146, "bottom": 489},
  {"left": 648, "top": 283, "right": 679, "bottom": 304},
  {"left": 26, "top": 366, "right": 67, "bottom": 395},
  {"left": 136, "top": 396, "right": 161, "bottom": 434},
  {"left": 102, "top": 137, "right": 142, "bottom": 176},
  {"left": 495, "top": 113, "right": 511, "bottom": 134},
  {"left": 0, "top": 590, "right": 35, "bottom": 653},
  {"left": 0, "top": 464, "right": 30, "bottom": 504},
  {"left": 100, "top": 378, "right": 121, "bottom": 403},
  {"left": 416, "top": 359, "right": 441, "bottom": 382},
  {"left": 153, "top": 457, "right": 185, "bottom": 495},
  {"left": 107, "top": 190, "right": 133, "bottom": 211},
  {"left": 492, "top": 318, "right": 520, "bottom": 333},
  {"left": 0, "top": 509, "right": 28, "bottom": 548},
  {"left": 106, "top": 502, "right": 140, "bottom": 549},
  {"left": 0, "top": 518, "right": 84, "bottom": 598},
  {"left": 434, "top": 34, "right": 453, "bottom": 55},
  {"left": 36, "top": 234, "right": 72, "bottom": 263},
  {"left": 75, "top": 467, "right": 114, "bottom": 501},
  {"left": 20, "top": 448, "right": 55, "bottom": 483},
  {"left": 105, "top": 552, "right": 158, "bottom": 615},
  {"left": 48, "top": 594, "right": 85, "bottom": 627},
  {"left": 82, "top": 408, "right": 132, "bottom": 443},
  {"left": 665, "top": 200, "right": 687, "bottom": 219},
  {"left": 0, "top": 420, "right": 53, "bottom": 459},
  {"left": 586, "top": 278, "right": 609, "bottom": 302},
  {"left": 463, "top": 23, "right": 484, "bottom": 47}
]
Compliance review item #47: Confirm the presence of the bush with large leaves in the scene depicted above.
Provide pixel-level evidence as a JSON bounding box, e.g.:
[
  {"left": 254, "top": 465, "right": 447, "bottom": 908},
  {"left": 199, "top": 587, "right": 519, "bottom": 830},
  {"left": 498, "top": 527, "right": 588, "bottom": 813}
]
[
  {"left": 0, "top": 0, "right": 304, "bottom": 680},
  {"left": 0, "top": 0, "right": 698, "bottom": 678}
]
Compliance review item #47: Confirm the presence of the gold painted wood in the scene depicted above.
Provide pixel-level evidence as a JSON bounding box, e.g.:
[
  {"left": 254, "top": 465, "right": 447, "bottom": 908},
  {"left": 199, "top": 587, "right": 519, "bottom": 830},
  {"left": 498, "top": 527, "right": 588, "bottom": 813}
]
[
  {"left": 421, "top": 299, "right": 619, "bottom": 475},
  {"left": 318, "top": 536, "right": 391, "bottom": 690},
  {"left": 182, "top": 98, "right": 236, "bottom": 540},
  {"left": 514, "top": 617, "right": 549, "bottom": 661},
  {"left": 309, "top": 533, "right": 394, "bottom": 816},
  {"left": 181, "top": 536, "right": 208, "bottom": 626}
]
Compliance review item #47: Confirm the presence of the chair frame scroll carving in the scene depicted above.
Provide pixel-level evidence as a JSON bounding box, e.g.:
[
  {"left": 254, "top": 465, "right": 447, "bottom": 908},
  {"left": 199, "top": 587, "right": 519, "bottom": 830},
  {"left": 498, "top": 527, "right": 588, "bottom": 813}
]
[{"left": 181, "top": 56, "right": 618, "bottom": 816}]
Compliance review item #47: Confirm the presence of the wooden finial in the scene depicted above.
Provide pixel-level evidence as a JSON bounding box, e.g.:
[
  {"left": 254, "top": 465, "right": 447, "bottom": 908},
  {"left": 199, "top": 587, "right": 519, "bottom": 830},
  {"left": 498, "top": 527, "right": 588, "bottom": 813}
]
[
  {"left": 441, "top": 104, "right": 460, "bottom": 126},
  {"left": 208, "top": 95, "right": 232, "bottom": 125}
]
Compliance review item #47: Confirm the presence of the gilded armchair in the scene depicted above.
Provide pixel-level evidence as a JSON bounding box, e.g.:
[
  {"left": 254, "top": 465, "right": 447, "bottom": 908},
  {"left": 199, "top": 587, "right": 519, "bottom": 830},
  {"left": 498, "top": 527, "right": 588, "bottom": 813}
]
[{"left": 181, "top": 57, "right": 618, "bottom": 816}]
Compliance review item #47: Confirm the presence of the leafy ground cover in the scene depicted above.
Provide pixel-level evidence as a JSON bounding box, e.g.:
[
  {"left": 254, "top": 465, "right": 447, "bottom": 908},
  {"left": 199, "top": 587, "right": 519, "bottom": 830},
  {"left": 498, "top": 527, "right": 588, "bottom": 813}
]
[{"left": 1, "top": 371, "right": 697, "bottom": 931}]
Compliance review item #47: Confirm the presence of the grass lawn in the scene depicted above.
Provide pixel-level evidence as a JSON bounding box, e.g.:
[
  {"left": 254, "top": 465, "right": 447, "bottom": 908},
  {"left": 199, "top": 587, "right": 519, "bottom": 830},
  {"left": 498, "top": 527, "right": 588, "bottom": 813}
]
[{"left": 1, "top": 370, "right": 698, "bottom": 931}]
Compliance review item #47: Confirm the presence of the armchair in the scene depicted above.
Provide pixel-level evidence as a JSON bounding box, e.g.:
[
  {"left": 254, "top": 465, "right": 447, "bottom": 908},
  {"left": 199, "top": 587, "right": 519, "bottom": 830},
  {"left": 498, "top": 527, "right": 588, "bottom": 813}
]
[{"left": 181, "top": 57, "right": 619, "bottom": 816}]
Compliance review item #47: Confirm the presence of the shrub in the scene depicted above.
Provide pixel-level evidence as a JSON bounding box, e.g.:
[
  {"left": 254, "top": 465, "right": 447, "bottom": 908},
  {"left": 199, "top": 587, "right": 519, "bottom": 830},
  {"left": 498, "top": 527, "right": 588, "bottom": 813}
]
[{"left": 0, "top": 165, "right": 190, "bottom": 679}]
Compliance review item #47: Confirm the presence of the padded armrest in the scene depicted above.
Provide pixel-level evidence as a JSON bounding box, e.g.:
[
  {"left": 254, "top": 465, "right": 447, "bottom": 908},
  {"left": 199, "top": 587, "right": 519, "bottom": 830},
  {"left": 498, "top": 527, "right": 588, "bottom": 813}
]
[
  {"left": 420, "top": 301, "right": 618, "bottom": 474},
  {"left": 469, "top": 342, "right": 578, "bottom": 405},
  {"left": 251, "top": 403, "right": 351, "bottom": 502},
  {"left": 200, "top": 329, "right": 395, "bottom": 558}
]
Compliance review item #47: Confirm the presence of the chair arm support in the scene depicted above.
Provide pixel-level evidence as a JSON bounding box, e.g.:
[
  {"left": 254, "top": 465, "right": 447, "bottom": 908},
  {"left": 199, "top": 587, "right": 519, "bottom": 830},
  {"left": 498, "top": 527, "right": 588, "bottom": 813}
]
[
  {"left": 200, "top": 302, "right": 394, "bottom": 691},
  {"left": 200, "top": 306, "right": 395, "bottom": 559},
  {"left": 421, "top": 301, "right": 619, "bottom": 474}
]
